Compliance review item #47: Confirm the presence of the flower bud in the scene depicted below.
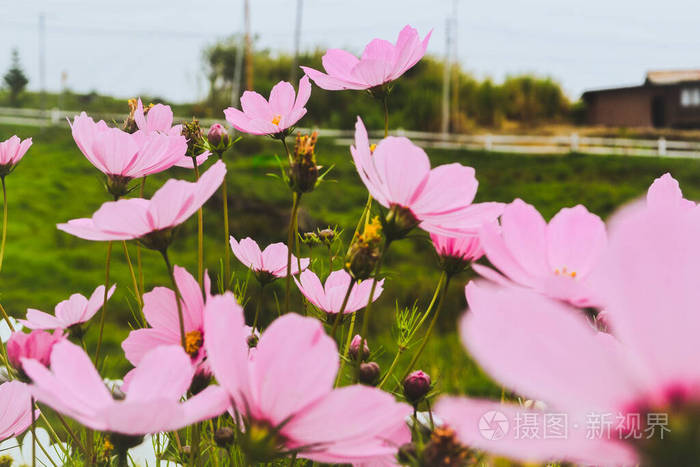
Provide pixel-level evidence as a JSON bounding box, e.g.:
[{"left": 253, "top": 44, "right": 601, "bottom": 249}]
[
  {"left": 345, "top": 217, "right": 382, "bottom": 281},
  {"left": 403, "top": 370, "right": 432, "bottom": 404},
  {"left": 207, "top": 123, "right": 230, "bottom": 154},
  {"left": 288, "top": 132, "right": 319, "bottom": 194},
  {"left": 247, "top": 333, "right": 259, "bottom": 348},
  {"left": 122, "top": 98, "right": 140, "bottom": 134},
  {"left": 106, "top": 175, "right": 132, "bottom": 200},
  {"left": 214, "top": 427, "right": 236, "bottom": 448},
  {"left": 397, "top": 443, "right": 417, "bottom": 464},
  {"left": 7, "top": 330, "right": 63, "bottom": 381},
  {"left": 358, "top": 361, "right": 381, "bottom": 386},
  {"left": 318, "top": 228, "right": 335, "bottom": 245},
  {"left": 384, "top": 204, "right": 419, "bottom": 240},
  {"left": 348, "top": 334, "right": 370, "bottom": 362},
  {"left": 182, "top": 119, "right": 204, "bottom": 158},
  {"left": 302, "top": 231, "right": 320, "bottom": 246}
]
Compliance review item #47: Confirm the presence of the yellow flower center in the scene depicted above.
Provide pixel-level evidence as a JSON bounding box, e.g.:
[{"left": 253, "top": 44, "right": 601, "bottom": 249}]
[
  {"left": 369, "top": 143, "right": 377, "bottom": 154},
  {"left": 271, "top": 115, "right": 282, "bottom": 125},
  {"left": 185, "top": 330, "right": 203, "bottom": 357},
  {"left": 554, "top": 267, "right": 577, "bottom": 278}
]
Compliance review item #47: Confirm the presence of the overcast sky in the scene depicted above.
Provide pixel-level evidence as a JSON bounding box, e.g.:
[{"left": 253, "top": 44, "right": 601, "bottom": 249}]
[{"left": 1, "top": 0, "right": 699, "bottom": 104}]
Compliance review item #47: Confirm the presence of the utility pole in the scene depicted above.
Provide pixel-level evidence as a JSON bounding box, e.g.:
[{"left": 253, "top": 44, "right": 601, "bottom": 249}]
[
  {"left": 289, "top": 0, "right": 303, "bottom": 84},
  {"left": 231, "top": 35, "right": 244, "bottom": 106},
  {"left": 244, "top": 0, "right": 253, "bottom": 91},
  {"left": 39, "top": 13, "right": 46, "bottom": 115},
  {"left": 451, "top": 0, "right": 460, "bottom": 132},
  {"left": 440, "top": 17, "right": 452, "bottom": 136}
]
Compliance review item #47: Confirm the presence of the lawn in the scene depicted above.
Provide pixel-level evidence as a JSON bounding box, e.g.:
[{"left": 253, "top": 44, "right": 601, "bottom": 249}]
[{"left": 1, "top": 122, "right": 699, "bottom": 398}]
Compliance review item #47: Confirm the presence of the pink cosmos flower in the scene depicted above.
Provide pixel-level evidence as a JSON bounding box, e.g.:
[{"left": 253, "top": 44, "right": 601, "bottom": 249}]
[
  {"left": 351, "top": 117, "right": 503, "bottom": 236},
  {"left": 7, "top": 330, "right": 65, "bottom": 372},
  {"left": 224, "top": 76, "right": 311, "bottom": 136},
  {"left": 56, "top": 161, "right": 226, "bottom": 249},
  {"left": 0, "top": 381, "right": 34, "bottom": 441},
  {"left": 70, "top": 112, "right": 187, "bottom": 179},
  {"left": 474, "top": 199, "right": 606, "bottom": 306},
  {"left": 122, "top": 266, "right": 210, "bottom": 366},
  {"left": 20, "top": 284, "right": 116, "bottom": 331},
  {"left": 204, "top": 293, "right": 412, "bottom": 464},
  {"left": 301, "top": 25, "right": 431, "bottom": 91},
  {"left": 435, "top": 179, "right": 700, "bottom": 465},
  {"left": 0, "top": 135, "right": 32, "bottom": 174},
  {"left": 134, "top": 99, "right": 210, "bottom": 168},
  {"left": 431, "top": 233, "right": 484, "bottom": 261},
  {"left": 23, "top": 341, "right": 229, "bottom": 435},
  {"left": 294, "top": 269, "right": 384, "bottom": 314},
  {"left": 230, "top": 236, "right": 309, "bottom": 282}
]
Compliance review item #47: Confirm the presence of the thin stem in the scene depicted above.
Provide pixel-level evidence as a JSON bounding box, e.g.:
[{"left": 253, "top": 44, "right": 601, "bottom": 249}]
[
  {"left": 335, "top": 308, "right": 357, "bottom": 387},
  {"left": 330, "top": 279, "right": 356, "bottom": 339},
  {"left": 284, "top": 192, "right": 301, "bottom": 314},
  {"left": 161, "top": 249, "right": 187, "bottom": 349},
  {"left": 0, "top": 302, "right": 14, "bottom": 332},
  {"left": 355, "top": 239, "right": 392, "bottom": 382},
  {"left": 0, "top": 177, "right": 8, "bottom": 274},
  {"left": 383, "top": 94, "right": 389, "bottom": 138},
  {"left": 122, "top": 240, "right": 142, "bottom": 309},
  {"left": 221, "top": 168, "right": 231, "bottom": 288},
  {"left": 190, "top": 422, "right": 201, "bottom": 466},
  {"left": 136, "top": 177, "right": 146, "bottom": 296},
  {"left": 253, "top": 284, "right": 264, "bottom": 330},
  {"left": 52, "top": 412, "right": 86, "bottom": 459},
  {"left": 93, "top": 241, "right": 113, "bottom": 365},
  {"left": 31, "top": 396, "right": 36, "bottom": 467},
  {"left": 191, "top": 161, "right": 204, "bottom": 289},
  {"left": 400, "top": 274, "right": 452, "bottom": 381},
  {"left": 378, "top": 272, "right": 446, "bottom": 389}
]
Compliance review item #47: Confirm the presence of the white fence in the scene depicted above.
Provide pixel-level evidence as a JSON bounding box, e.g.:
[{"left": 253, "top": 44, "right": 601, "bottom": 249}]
[{"left": 2, "top": 106, "right": 700, "bottom": 159}]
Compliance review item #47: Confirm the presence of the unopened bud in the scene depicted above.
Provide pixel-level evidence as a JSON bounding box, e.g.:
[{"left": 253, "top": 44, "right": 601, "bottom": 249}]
[
  {"left": 106, "top": 175, "right": 132, "bottom": 199},
  {"left": 302, "top": 231, "right": 320, "bottom": 246},
  {"left": 288, "top": 132, "right": 319, "bottom": 194},
  {"left": 207, "top": 123, "right": 230, "bottom": 154},
  {"left": 344, "top": 217, "right": 382, "bottom": 281},
  {"left": 122, "top": 98, "right": 139, "bottom": 134},
  {"left": 247, "top": 333, "right": 259, "bottom": 348},
  {"left": 348, "top": 334, "right": 370, "bottom": 362},
  {"left": 384, "top": 204, "right": 419, "bottom": 240},
  {"left": 182, "top": 119, "right": 204, "bottom": 157},
  {"left": 214, "top": 427, "right": 236, "bottom": 448},
  {"left": 318, "top": 228, "right": 335, "bottom": 245},
  {"left": 403, "top": 370, "right": 431, "bottom": 404},
  {"left": 397, "top": 443, "right": 417, "bottom": 463},
  {"left": 359, "top": 361, "right": 381, "bottom": 386}
]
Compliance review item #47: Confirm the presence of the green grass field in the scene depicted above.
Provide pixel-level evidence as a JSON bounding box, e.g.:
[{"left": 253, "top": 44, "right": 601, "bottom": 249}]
[{"left": 2, "top": 122, "right": 700, "bottom": 399}]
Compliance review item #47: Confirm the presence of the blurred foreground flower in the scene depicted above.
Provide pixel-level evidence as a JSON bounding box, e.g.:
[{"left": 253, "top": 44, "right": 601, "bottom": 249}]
[{"left": 204, "top": 293, "right": 412, "bottom": 464}]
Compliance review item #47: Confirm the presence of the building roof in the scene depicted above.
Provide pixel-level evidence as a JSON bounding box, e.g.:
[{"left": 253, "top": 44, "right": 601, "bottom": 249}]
[{"left": 646, "top": 69, "right": 700, "bottom": 85}]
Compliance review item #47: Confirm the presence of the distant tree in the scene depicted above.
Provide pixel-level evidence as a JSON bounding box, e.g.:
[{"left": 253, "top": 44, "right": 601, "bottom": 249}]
[{"left": 3, "top": 49, "right": 29, "bottom": 107}]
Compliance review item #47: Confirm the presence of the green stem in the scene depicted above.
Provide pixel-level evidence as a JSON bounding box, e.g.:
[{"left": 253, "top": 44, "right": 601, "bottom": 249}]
[
  {"left": 190, "top": 422, "right": 201, "bottom": 466},
  {"left": 0, "top": 302, "right": 14, "bottom": 332},
  {"left": 51, "top": 412, "right": 85, "bottom": 459},
  {"left": 136, "top": 177, "right": 146, "bottom": 296},
  {"left": 221, "top": 167, "right": 230, "bottom": 288},
  {"left": 335, "top": 311, "right": 357, "bottom": 387},
  {"left": 330, "top": 279, "right": 356, "bottom": 339},
  {"left": 191, "top": 161, "right": 204, "bottom": 289},
  {"left": 355, "top": 239, "right": 391, "bottom": 382},
  {"left": 284, "top": 192, "right": 301, "bottom": 314},
  {"left": 383, "top": 94, "right": 389, "bottom": 138},
  {"left": 400, "top": 274, "right": 452, "bottom": 381},
  {"left": 0, "top": 177, "right": 8, "bottom": 274},
  {"left": 253, "top": 284, "right": 264, "bottom": 330},
  {"left": 121, "top": 240, "right": 142, "bottom": 309},
  {"left": 378, "top": 272, "right": 445, "bottom": 389},
  {"left": 161, "top": 249, "right": 187, "bottom": 349},
  {"left": 93, "top": 241, "right": 113, "bottom": 365},
  {"left": 31, "top": 397, "right": 36, "bottom": 467}
]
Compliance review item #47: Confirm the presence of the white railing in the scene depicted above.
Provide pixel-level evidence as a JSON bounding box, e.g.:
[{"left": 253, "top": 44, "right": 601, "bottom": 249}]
[{"left": 2, "top": 106, "right": 700, "bottom": 159}]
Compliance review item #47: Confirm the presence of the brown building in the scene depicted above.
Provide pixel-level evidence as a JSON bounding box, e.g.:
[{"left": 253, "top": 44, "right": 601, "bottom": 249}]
[{"left": 582, "top": 70, "right": 700, "bottom": 128}]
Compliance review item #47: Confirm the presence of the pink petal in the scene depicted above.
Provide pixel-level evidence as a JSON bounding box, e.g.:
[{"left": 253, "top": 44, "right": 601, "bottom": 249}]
[
  {"left": 92, "top": 198, "right": 152, "bottom": 238},
  {"left": 301, "top": 66, "right": 368, "bottom": 91},
  {"left": 240, "top": 91, "right": 272, "bottom": 121},
  {"left": 295, "top": 269, "right": 328, "bottom": 311},
  {"left": 546, "top": 205, "right": 606, "bottom": 278},
  {"left": 321, "top": 49, "right": 361, "bottom": 81},
  {"left": 178, "top": 385, "right": 230, "bottom": 427},
  {"left": 463, "top": 282, "right": 640, "bottom": 415},
  {"left": 646, "top": 172, "right": 695, "bottom": 210},
  {"left": 230, "top": 236, "right": 264, "bottom": 271},
  {"left": 435, "top": 397, "right": 638, "bottom": 465},
  {"left": 249, "top": 314, "right": 338, "bottom": 425},
  {"left": 0, "top": 381, "right": 33, "bottom": 440},
  {"left": 203, "top": 293, "right": 251, "bottom": 410},
  {"left": 500, "top": 199, "right": 551, "bottom": 277},
  {"left": 173, "top": 265, "right": 204, "bottom": 331},
  {"left": 125, "top": 345, "right": 193, "bottom": 403},
  {"left": 269, "top": 81, "right": 296, "bottom": 117},
  {"left": 478, "top": 221, "right": 536, "bottom": 287},
  {"left": 372, "top": 137, "right": 430, "bottom": 208},
  {"left": 121, "top": 328, "right": 179, "bottom": 367},
  {"left": 20, "top": 309, "right": 62, "bottom": 330}
]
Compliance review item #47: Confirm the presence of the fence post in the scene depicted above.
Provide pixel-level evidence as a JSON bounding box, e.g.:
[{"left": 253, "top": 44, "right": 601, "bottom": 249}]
[
  {"left": 485, "top": 134, "right": 493, "bottom": 152},
  {"left": 658, "top": 137, "right": 667, "bottom": 156},
  {"left": 570, "top": 133, "right": 579, "bottom": 152}
]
